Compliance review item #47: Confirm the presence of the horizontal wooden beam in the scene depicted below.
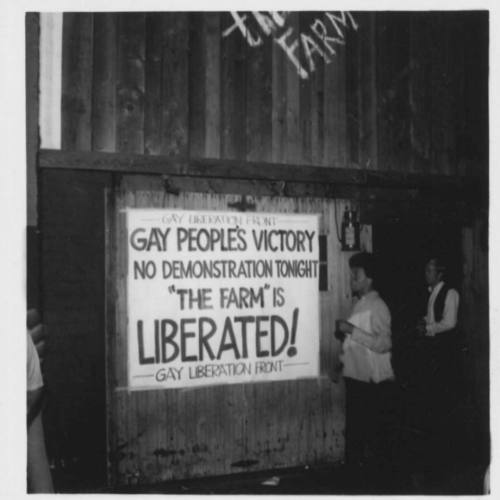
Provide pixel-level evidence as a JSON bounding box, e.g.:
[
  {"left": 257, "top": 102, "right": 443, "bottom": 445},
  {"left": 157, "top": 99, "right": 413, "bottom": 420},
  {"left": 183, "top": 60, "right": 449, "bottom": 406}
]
[
  {"left": 98, "top": 172, "right": 426, "bottom": 203},
  {"left": 38, "top": 149, "right": 471, "bottom": 191}
]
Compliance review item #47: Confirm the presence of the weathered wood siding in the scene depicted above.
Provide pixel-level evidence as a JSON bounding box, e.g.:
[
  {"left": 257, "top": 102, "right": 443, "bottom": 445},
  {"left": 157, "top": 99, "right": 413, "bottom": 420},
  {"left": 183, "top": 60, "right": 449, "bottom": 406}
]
[
  {"left": 34, "top": 10, "right": 489, "bottom": 487},
  {"left": 106, "top": 178, "right": 373, "bottom": 484},
  {"left": 41, "top": 169, "right": 111, "bottom": 483},
  {"left": 43, "top": 11, "right": 485, "bottom": 174}
]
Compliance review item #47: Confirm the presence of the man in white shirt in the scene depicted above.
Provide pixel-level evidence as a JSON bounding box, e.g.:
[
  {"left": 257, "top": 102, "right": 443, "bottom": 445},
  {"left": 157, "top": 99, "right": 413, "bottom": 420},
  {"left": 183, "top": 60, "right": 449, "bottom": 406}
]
[
  {"left": 419, "top": 258, "right": 460, "bottom": 339},
  {"left": 415, "top": 257, "right": 461, "bottom": 471},
  {"left": 335, "top": 252, "right": 395, "bottom": 468},
  {"left": 417, "top": 258, "right": 461, "bottom": 380}
]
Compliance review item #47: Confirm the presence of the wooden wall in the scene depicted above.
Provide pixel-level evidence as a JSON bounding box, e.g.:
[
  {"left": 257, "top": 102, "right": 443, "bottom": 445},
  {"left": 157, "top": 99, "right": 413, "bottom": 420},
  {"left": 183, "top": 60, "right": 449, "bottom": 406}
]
[
  {"left": 35, "top": 11, "right": 489, "bottom": 488},
  {"left": 49, "top": 11, "right": 487, "bottom": 174},
  {"left": 106, "top": 180, "right": 373, "bottom": 484},
  {"left": 41, "top": 169, "right": 111, "bottom": 485}
]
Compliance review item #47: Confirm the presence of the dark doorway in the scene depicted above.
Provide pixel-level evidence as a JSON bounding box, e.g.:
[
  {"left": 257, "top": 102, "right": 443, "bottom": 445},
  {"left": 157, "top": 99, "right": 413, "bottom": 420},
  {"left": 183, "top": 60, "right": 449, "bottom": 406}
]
[
  {"left": 372, "top": 222, "right": 476, "bottom": 490},
  {"left": 373, "top": 221, "right": 463, "bottom": 401},
  {"left": 373, "top": 222, "right": 462, "bottom": 339}
]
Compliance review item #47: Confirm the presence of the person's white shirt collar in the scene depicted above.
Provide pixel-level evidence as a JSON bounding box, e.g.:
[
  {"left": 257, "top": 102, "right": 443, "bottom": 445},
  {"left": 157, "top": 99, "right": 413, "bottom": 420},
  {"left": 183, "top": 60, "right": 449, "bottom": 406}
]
[{"left": 428, "top": 280, "right": 444, "bottom": 295}]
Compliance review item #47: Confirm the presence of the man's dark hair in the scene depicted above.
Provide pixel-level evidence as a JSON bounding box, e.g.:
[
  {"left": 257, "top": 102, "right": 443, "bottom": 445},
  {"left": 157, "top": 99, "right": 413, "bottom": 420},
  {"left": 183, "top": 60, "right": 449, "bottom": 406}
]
[
  {"left": 349, "top": 252, "right": 377, "bottom": 281},
  {"left": 428, "top": 256, "right": 447, "bottom": 279}
]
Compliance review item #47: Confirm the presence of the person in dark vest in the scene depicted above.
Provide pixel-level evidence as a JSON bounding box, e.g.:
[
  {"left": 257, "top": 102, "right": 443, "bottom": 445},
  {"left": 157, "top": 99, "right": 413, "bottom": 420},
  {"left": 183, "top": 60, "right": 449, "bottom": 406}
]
[
  {"left": 415, "top": 256, "right": 461, "bottom": 470},
  {"left": 419, "top": 257, "right": 460, "bottom": 342}
]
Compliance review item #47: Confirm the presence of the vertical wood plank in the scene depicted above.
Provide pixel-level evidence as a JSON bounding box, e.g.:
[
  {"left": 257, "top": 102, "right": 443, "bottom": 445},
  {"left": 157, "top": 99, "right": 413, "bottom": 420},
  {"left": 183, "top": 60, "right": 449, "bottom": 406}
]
[
  {"left": 431, "top": 14, "right": 443, "bottom": 174},
  {"left": 429, "top": 13, "right": 450, "bottom": 174},
  {"left": 285, "top": 12, "right": 301, "bottom": 164},
  {"left": 26, "top": 13, "right": 40, "bottom": 226},
  {"left": 116, "top": 13, "right": 145, "bottom": 154},
  {"left": 358, "top": 13, "right": 378, "bottom": 170},
  {"left": 299, "top": 13, "right": 313, "bottom": 165},
  {"left": 188, "top": 13, "right": 206, "bottom": 157},
  {"left": 144, "top": 13, "right": 190, "bottom": 157},
  {"left": 449, "top": 15, "right": 464, "bottom": 176},
  {"left": 439, "top": 13, "right": 452, "bottom": 174},
  {"left": 375, "top": 13, "right": 390, "bottom": 170},
  {"left": 272, "top": 36, "right": 287, "bottom": 163},
  {"left": 61, "top": 13, "right": 94, "bottom": 151},
  {"left": 163, "top": 13, "right": 189, "bottom": 157},
  {"left": 221, "top": 12, "right": 247, "bottom": 160},
  {"left": 376, "top": 12, "right": 411, "bottom": 172},
  {"left": 345, "top": 16, "right": 360, "bottom": 166},
  {"left": 105, "top": 184, "right": 117, "bottom": 486},
  {"left": 458, "top": 12, "right": 488, "bottom": 177},
  {"left": 246, "top": 31, "right": 273, "bottom": 162},
  {"left": 39, "top": 13, "right": 63, "bottom": 150},
  {"left": 204, "top": 13, "right": 221, "bottom": 158},
  {"left": 408, "top": 13, "right": 432, "bottom": 173},
  {"left": 440, "top": 15, "right": 454, "bottom": 175},
  {"left": 92, "top": 13, "right": 117, "bottom": 152},
  {"left": 310, "top": 36, "right": 324, "bottom": 166},
  {"left": 427, "top": 14, "right": 441, "bottom": 173},
  {"left": 323, "top": 26, "right": 347, "bottom": 167},
  {"left": 143, "top": 14, "right": 164, "bottom": 155},
  {"left": 109, "top": 187, "right": 348, "bottom": 484}
]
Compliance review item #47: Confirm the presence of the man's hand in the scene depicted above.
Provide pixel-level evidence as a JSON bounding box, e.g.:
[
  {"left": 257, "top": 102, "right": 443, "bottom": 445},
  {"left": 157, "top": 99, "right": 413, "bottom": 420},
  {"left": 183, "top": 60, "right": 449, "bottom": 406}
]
[
  {"left": 336, "top": 319, "right": 354, "bottom": 334},
  {"left": 334, "top": 319, "right": 354, "bottom": 341},
  {"left": 416, "top": 318, "right": 427, "bottom": 336}
]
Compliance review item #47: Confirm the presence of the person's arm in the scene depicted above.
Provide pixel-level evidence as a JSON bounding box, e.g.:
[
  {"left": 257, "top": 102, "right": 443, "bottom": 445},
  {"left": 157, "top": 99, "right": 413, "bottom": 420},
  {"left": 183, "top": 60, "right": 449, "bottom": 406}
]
[
  {"left": 27, "top": 333, "right": 44, "bottom": 426},
  {"left": 426, "top": 289, "right": 459, "bottom": 336},
  {"left": 350, "top": 301, "right": 392, "bottom": 353},
  {"left": 27, "top": 412, "right": 54, "bottom": 492},
  {"left": 27, "top": 388, "right": 45, "bottom": 427},
  {"left": 28, "top": 309, "right": 47, "bottom": 362}
]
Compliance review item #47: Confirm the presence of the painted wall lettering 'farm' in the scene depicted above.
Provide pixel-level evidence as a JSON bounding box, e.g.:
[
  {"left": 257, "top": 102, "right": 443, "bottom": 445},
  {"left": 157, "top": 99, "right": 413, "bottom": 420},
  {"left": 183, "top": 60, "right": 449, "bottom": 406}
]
[{"left": 223, "top": 11, "right": 359, "bottom": 79}]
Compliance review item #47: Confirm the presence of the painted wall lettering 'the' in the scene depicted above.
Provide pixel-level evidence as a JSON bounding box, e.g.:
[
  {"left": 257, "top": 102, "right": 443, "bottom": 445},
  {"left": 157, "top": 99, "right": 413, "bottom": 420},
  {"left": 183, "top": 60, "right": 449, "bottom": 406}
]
[{"left": 222, "top": 11, "right": 359, "bottom": 80}]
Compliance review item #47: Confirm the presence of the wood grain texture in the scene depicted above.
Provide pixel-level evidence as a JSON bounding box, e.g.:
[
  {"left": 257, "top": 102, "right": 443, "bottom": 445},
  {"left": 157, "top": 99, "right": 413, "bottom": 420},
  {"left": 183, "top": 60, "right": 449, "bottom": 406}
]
[
  {"left": 92, "top": 13, "right": 117, "bottom": 152},
  {"left": 61, "top": 13, "right": 94, "bottom": 151},
  {"left": 309, "top": 37, "right": 324, "bottom": 167},
  {"left": 26, "top": 12, "right": 40, "bottom": 226},
  {"left": 105, "top": 185, "right": 117, "bottom": 485},
  {"left": 358, "top": 13, "right": 378, "bottom": 170},
  {"left": 246, "top": 30, "right": 272, "bottom": 162},
  {"left": 204, "top": 13, "right": 222, "bottom": 158},
  {"left": 144, "top": 13, "right": 189, "bottom": 157},
  {"left": 461, "top": 215, "right": 489, "bottom": 462},
  {"left": 299, "top": 13, "right": 312, "bottom": 165},
  {"left": 323, "top": 32, "right": 347, "bottom": 167},
  {"left": 271, "top": 35, "right": 287, "bottom": 163},
  {"left": 188, "top": 13, "right": 206, "bottom": 158},
  {"left": 105, "top": 182, "right": 353, "bottom": 483},
  {"left": 221, "top": 12, "right": 247, "bottom": 160},
  {"left": 408, "top": 13, "right": 432, "bottom": 173},
  {"left": 39, "top": 149, "right": 470, "bottom": 191},
  {"left": 53, "top": 11, "right": 485, "bottom": 177},
  {"left": 144, "top": 14, "right": 164, "bottom": 155},
  {"left": 345, "top": 16, "right": 360, "bottom": 166},
  {"left": 285, "top": 13, "right": 301, "bottom": 165},
  {"left": 43, "top": 12, "right": 488, "bottom": 488},
  {"left": 430, "top": 13, "right": 455, "bottom": 175},
  {"left": 163, "top": 14, "right": 190, "bottom": 157},
  {"left": 116, "top": 13, "right": 146, "bottom": 153}
]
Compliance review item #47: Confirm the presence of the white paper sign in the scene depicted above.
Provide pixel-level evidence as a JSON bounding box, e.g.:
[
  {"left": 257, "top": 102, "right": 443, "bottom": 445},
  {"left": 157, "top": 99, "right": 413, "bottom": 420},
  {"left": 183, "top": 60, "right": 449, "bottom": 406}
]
[{"left": 126, "top": 209, "right": 320, "bottom": 390}]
